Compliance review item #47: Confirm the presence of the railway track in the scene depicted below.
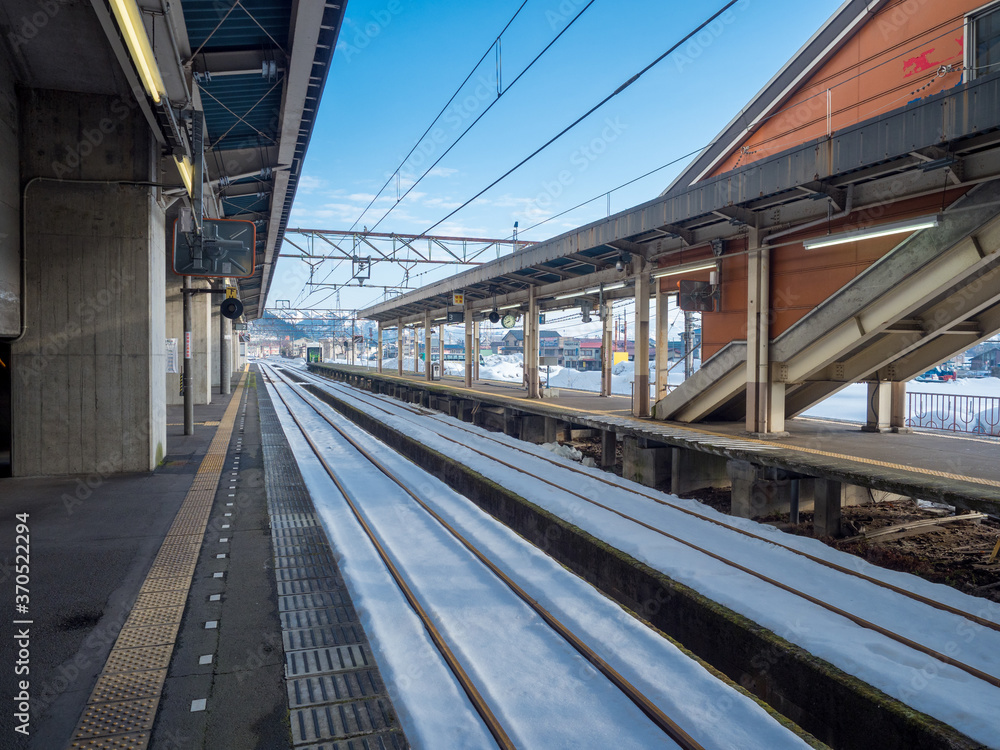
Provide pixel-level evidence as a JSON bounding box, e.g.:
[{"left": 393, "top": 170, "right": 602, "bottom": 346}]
[
  {"left": 276, "top": 363, "right": 1000, "bottom": 748},
  {"left": 260, "top": 363, "right": 816, "bottom": 749}
]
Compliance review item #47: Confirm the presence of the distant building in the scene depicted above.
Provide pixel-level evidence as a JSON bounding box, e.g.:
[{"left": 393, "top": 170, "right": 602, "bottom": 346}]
[
  {"left": 970, "top": 346, "right": 1000, "bottom": 372},
  {"left": 499, "top": 330, "right": 580, "bottom": 366}
]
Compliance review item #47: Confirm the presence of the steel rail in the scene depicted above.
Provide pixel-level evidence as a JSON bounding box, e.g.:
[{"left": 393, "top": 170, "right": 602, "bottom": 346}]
[
  {"left": 284, "top": 367, "right": 1000, "bottom": 690},
  {"left": 265, "top": 364, "right": 706, "bottom": 750},
  {"left": 301, "top": 367, "right": 1000, "bottom": 635},
  {"left": 261, "top": 368, "right": 517, "bottom": 750}
]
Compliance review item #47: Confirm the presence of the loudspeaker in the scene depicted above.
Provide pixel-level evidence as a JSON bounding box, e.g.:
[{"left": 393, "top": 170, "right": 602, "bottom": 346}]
[{"left": 220, "top": 298, "right": 243, "bottom": 320}]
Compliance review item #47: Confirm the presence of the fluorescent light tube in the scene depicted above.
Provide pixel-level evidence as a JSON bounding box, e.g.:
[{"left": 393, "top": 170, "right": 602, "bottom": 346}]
[
  {"left": 173, "top": 155, "right": 194, "bottom": 196},
  {"left": 497, "top": 303, "right": 521, "bottom": 310},
  {"left": 554, "top": 290, "right": 586, "bottom": 301},
  {"left": 651, "top": 261, "right": 718, "bottom": 279},
  {"left": 803, "top": 215, "right": 939, "bottom": 250},
  {"left": 110, "top": 0, "right": 167, "bottom": 104}
]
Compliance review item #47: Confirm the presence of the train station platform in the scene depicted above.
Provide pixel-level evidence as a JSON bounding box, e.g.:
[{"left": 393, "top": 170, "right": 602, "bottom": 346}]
[
  {"left": 310, "top": 363, "right": 1000, "bottom": 523},
  {"left": 0, "top": 367, "right": 404, "bottom": 749}
]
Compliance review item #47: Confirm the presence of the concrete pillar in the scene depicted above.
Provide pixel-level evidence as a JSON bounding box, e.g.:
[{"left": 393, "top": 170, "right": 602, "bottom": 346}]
[
  {"left": 397, "top": 320, "right": 403, "bottom": 376},
  {"left": 890, "top": 381, "right": 909, "bottom": 432},
  {"left": 600, "top": 429, "right": 617, "bottom": 469},
  {"left": 192, "top": 287, "right": 212, "bottom": 404},
  {"left": 377, "top": 325, "right": 383, "bottom": 374},
  {"left": 745, "top": 233, "right": 785, "bottom": 434},
  {"left": 655, "top": 287, "right": 671, "bottom": 403},
  {"left": 601, "top": 301, "right": 613, "bottom": 397},
  {"left": 12, "top": 89, "right": 166, "bottom": 475},
  {"left": 670, "top": 447, "right": 730, "bottom": 495},
  {"left": 814, "top": 478, "right": 843, "bottom": 538},
  {"left": 424, "top": 312, "right": 432, "bottom": 382},
  {"left": 413, "top": 324, "right": 419, "bottom": 374},
  {"left": 519, "top": 415, "right": 545, "bottom": 443},
  {"left": 863, "top": 380, "right": 892, "bottom": 432},
  {"left": 622, "top": 436, "right": 670, "bottom": 488},
  {"left": 633, "top": 256, "right": 650, "bottom": 417},
  {"left": 543, "top": 416, "right": 563, "bottom": 443},
  {"left": 464, "top": 301, "right": 473, "bottom": 388},
  {"left": 473, "top": 320, "right": 480, "bottom": 381},
  {"left": 211, "top": 302, "right": 221, "bottom": 389},
  {"left": 527, "top": 288, "right": 539, "bottom": 398},
  {"left": 727, "top": 459, "right": 793, "bottom": 518}
]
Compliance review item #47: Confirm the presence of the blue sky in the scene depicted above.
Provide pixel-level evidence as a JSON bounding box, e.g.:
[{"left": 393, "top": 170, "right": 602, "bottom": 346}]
[{"left": 274, "top": 0, "right": 844, "bottom": 313}]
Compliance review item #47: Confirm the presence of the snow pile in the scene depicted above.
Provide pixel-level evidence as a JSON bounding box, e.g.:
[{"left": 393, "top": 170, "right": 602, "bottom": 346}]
[{"left": 541, "top": 442, "right": 583, "bottom": 461}]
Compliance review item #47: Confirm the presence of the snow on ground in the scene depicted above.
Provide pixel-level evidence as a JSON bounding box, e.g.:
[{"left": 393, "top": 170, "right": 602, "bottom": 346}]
[
  {"left": 300, "top": 374, "right": 1000, "bottom": 748},
  {"left": 320, "top": 354, "right": 1000, "bottom": 430}
]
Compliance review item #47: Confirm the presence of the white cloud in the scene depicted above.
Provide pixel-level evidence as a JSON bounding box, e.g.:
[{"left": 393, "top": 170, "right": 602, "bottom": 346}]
[
  {"left": 298, "top": 175, "right": 324, "bottom": 192},
  {"left": 427, "top": 166, "right": 459, "bottom": 178}
]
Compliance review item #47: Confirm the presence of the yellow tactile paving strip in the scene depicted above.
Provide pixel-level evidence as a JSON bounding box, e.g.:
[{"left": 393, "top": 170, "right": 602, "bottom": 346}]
[
  {"left": 333, "top": 367, "right": 1000, "bottom": 490},
  {"left": 67, "top": 374, "right": 247, "bottom": 750}
]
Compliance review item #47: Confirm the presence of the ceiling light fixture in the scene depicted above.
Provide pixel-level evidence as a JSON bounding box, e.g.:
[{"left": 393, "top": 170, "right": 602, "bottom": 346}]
[
  {"left": 803, "top": 215, "right": 940, "bottom": 250},
  {"left": 650, "top": 260, "right": 718, "bottom": 279},
  {"left": 109, "top": 0, "right": 167, "bottom": 104}
]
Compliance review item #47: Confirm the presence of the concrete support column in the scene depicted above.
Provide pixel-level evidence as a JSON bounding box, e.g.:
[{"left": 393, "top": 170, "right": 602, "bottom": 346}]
[
  {"left": 655, "top": 287, "right": 671, "bottom": 403},
  {"left": 396, "top": 320, "right": 403, "bottom": 376},
  {"left": 670, "top": 447, "right": 729, "bottom": 495},
  {"left": 211, "top": 302, "right": 221, "bottom": 390},
  {"left": 727, "top": 459, "right": 793, "bottom": 518},
  {"left": 192, "top": 287, "right": 212, "bottom": 404},
  {"left": 219, "top": 302, "right": 231, "bottom": 395},
  {"left": 464, "top": 301, "right": 473, "bottom": 388},
  {"left": 633, "top": 256, "right": 650, "bottom": 417},
  {"left": 601, "top": 301, "right": 613, "bottom": 397},
  {"left": 424, "top": 312, "right": 432, "bottom": 382},
  {"left": 527, "top": 288, "right": 539, "bottom": 398},
  {"left": 600, "top": 430, "right": 617, "bottom": 469},
  {"left": 413, "top": 323, "right": 419, "bottom": 374},
  {"left": 377, "top": 325, "right": 383, "bottom": 373},
  {"left": 622, "top": 436, "right": 670, "bottom": 488},
  {"left": 814, "top": 478, "right": 843, "bottom": 538},
  {"left": 890, "top": 381, "right": 909, "bottom": 432},
  {"left": 473, "top": 320, "right": 480, "bottom": 381},
  {"left": 863, "top": 380, "right": 892, "bottom": 432},
  {"left": 745, "top": 233, "right": 784, "bottom": 434},
  {"left": 13, "top": 89, "right": 166, "bottom": 475}
]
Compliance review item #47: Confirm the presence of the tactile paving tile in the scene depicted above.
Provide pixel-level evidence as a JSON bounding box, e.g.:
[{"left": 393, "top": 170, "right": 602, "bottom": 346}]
[
  {"left": 88, "top": 670, "right": 167, "bottom": 703},
  {"left": 72, "top": 697, "right": 158, "bottom": 738},
  {"left": 144, "top": 559, "right": 197, "bottom": 579},
  {"left": 102, "top": 645, "right": 175, "bottom": 673},
  {"left": 132, "top": 590, "right": 188, "bottom": 609},
  {"left": 68, "top": 732, "right": 150, "bottom": 749},
  {"left": 112, "top": 622, "right": 180, "bottom": 650},
  {"left": 139, "top": 576, "right": 190, "bottom": 594},
  {"left": 123, "top": 606, "right": 184, "bottom": 628}
]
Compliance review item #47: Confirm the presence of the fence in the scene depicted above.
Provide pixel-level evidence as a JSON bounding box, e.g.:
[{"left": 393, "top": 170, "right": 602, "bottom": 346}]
[{"left": 906, "top": 392, "right": 1000, "bottom": 436}]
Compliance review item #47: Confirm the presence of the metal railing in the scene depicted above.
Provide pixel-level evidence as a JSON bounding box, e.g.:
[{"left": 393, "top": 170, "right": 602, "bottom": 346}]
[{"left": 906, "top": 392, "right": 1000, "bottom": 436}]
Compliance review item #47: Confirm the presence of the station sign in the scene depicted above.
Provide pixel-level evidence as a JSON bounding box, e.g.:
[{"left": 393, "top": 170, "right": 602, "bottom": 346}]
[
  {"left": 232, "top": 323, "right": 248, "bottom": 331},
  {"left": 172, "top": 218, "right": 256, "bottom": 278},
  {"left": 446, "top": 311, "right": 465, "bottom": 323}
]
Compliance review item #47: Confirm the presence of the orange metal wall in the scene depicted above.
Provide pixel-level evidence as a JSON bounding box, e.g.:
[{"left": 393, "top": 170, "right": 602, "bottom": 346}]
[{"left": 696, "top": 0, "right": 985, "bottom": 360}]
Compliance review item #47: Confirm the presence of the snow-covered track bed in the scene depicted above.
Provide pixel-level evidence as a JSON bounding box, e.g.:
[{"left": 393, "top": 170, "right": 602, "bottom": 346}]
[
  {"left": 280, "top": 364, "right": 1000, "bottom": 750},
  {"left": 260, "top": 364, "right": 816, "bottom": 750}
]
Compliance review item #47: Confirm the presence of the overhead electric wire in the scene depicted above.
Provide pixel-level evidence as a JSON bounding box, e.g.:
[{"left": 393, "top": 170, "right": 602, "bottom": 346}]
[
  {"left": 345, "top": 0, "right": 533, "bottom": 235},
  {"left": 418, "top": 0, "right": 741, "bottom": 237},
  {"left": 365, "top": 0, "right": 599, "bottom": 235}
]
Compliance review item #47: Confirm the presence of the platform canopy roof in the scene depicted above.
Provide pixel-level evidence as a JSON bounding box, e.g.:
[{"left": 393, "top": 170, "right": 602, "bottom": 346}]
[{"left": 0, "top": 0, "right": 346, "bottom": 320}]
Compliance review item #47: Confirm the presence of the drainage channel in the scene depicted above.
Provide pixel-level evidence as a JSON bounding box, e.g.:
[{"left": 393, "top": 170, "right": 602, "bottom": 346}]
[{"left": 257, "top": 369, "right": 408, "bottom": 749}]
